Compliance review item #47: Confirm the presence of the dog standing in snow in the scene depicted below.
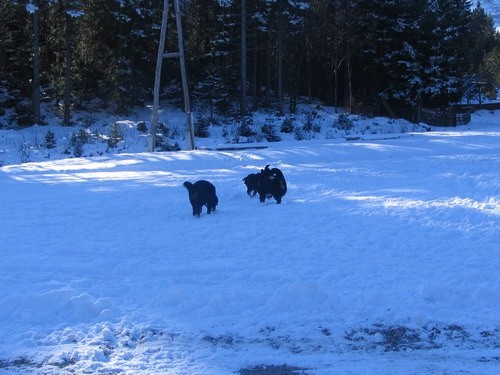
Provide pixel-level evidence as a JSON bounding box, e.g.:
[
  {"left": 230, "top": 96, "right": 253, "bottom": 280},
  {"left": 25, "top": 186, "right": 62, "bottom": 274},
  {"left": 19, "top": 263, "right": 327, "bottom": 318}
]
[
  {"left": 258, "top": 165, "right": 287, "bottom": 204},
  {"left": 242, "top": 173, "right": 260, "bottom": 197},
  {"left": 244, "top": 165, "right": 287, "bottom": 204},
  {"left": 183, "top": 180, "right": 218, "bottom": 217}
]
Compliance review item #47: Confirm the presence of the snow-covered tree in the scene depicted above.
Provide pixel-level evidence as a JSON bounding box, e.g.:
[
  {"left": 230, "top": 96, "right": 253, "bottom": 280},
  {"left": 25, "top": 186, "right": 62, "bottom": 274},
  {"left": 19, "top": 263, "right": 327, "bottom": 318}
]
[{"left": 375, "top": 0, "right": 473, "bottom": 109}]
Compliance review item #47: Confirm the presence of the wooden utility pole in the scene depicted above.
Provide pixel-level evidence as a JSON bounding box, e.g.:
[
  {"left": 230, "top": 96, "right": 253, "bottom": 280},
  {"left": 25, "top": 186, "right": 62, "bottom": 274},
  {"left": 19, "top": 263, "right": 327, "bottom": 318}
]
[{"left": 150, "top": 0, "right": 194, "bottom": 152}]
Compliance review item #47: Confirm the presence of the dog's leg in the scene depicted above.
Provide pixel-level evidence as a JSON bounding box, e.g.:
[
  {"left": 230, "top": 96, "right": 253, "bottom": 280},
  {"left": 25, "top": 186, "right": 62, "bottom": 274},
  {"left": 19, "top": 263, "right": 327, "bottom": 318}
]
[{"left": 259, "top": 192, "right": 266, "bottom": 203}]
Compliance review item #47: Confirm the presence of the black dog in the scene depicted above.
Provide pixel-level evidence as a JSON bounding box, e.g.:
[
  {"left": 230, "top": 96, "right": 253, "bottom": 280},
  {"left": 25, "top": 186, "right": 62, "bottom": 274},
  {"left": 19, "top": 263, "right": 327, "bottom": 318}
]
[
  {"left": 243, "top": 173, "right": 260, "bottom": 197},
  {"left": 183, "top": 180, "right": 218, "bottom": 217},
  {"left": 256, "top": 165, "right": 287, "bottom": 204}
]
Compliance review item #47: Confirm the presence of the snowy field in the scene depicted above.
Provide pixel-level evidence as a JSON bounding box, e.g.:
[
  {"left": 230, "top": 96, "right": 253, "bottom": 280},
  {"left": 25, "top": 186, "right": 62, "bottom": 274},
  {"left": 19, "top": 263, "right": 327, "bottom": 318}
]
[{"left": 0, "top": 110, "right": 499, "bottom": 374}]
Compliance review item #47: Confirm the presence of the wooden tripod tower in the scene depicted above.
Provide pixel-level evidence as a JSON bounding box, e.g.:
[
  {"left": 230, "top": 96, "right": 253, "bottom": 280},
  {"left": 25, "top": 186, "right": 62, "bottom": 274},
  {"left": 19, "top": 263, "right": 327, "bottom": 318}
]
[{"left": 150, "top": 0, "right": 195, "bottom": 151}]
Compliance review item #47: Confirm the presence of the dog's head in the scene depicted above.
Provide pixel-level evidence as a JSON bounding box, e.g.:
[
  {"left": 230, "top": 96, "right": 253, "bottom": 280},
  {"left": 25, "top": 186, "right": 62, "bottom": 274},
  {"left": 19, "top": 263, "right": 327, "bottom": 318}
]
[
  {"left": 243, "top": 173, "right": 260, "bottom": 196},
  {"left": 261, "top": 165, "right": 282, "bottom": 181}
]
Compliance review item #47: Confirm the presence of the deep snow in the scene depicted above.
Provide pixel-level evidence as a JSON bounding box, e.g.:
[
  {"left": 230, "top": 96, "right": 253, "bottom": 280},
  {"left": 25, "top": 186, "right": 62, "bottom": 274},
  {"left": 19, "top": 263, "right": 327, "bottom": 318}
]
[{"left": 0, "top": 109, "right": 499, "bottom": 374}]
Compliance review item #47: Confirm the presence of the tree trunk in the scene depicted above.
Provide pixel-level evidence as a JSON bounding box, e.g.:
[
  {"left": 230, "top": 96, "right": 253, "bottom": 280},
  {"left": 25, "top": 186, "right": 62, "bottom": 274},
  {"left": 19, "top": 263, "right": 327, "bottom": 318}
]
[
  {"left": 345, "top": 0, "right": 353, "bottom": 113},
  {"left": 63, "top": 11, "right": 72, "bottom": 126},
  {"left": 32, "top": 1, "right": 41, "bottom": 125},
  {"left": 307, "top": 49, "right": 312, "bottom": 102},
  {"left": 252, "top": 41, "right": 258, "bottom": 111},
  {"left": 265, "top": 40, "right": 271, "bottom": 108},
  {"left": 240, "top": 0, "right": 247, "bottom": 116},
  {"left": 277, "top": 0, "right": 284, "bottom": 116}
]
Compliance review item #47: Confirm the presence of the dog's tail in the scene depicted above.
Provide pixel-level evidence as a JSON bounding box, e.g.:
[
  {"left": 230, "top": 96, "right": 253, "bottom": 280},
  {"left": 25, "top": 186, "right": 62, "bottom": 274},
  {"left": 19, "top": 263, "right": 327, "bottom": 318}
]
[{"left": 183, "top": 181, "right": 193, "bottom": 191}]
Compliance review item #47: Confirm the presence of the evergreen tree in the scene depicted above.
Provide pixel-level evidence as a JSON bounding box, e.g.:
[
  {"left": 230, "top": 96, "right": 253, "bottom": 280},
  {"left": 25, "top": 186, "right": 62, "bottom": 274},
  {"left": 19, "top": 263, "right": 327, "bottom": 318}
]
[
  {"left": 74, "top": 0, "right": 160, "bottom": 113},
  {"left": 377, "top": 0, "right": 426, "bottom": 106},
  {"left": 375, "top": 0, "right": 474, "bottom": 109},
  {"left": 468, "top": 2, "right": 498, "bottom": 72},
  {"left": 185, "top": 0, "right": 240, "bottom": 114},
  {"left": 479, "top": 36, "right": 500, "bottom": 96},
  {"left": 420, "top": 0, "right": 472, "bottom": 106},
  {"left": 0, "top": 1, "right": 34, "bottom": 102}
]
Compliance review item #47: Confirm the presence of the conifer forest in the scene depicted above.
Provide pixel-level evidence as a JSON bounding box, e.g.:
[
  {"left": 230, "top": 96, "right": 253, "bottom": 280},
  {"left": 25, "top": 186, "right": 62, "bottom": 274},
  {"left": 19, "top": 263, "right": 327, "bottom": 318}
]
[{"left": 0, "top": 0, "right": 499, "bottom": 128}]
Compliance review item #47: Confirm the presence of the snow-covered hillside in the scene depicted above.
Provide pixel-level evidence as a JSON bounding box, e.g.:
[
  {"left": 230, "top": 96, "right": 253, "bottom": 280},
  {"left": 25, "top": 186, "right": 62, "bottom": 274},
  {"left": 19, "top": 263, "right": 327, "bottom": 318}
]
[
  {"left": 1, "top": 101, "right": 434, "bottom": 167},
  {"left": 0, "top": 109, "right": 499, "bottom": 374}
]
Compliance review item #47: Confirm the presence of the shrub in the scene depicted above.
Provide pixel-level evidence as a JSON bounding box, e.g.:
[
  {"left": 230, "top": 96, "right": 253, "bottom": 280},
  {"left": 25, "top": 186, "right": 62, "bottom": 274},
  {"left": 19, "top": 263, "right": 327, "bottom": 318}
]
[
  {"left": 157, "top": 140, "right": 181, "bottom": 151},
  {"left": 136, "top": 121, "right": 147, "bottom": 133},
  {"left": 303, "top": 118, "right": 313, "bottom": 132},
  {"left": 69, "top": 133, "right": 84, "bottom": 157},
  {"left": 107, "top": 122, "right": 123, "bottom": 148},
  {"left": 237, "top": 118, "right": 255, "bottom": 138},
  {"left": 155, "top": 123, "right": 181, "bottom": 151},
  {"left": 76, "top": 129, "right": 90, "bottom": 145},
  {"left": 261, "top": 124, "right": 281, "bottom": 142},
  {"left": 43, "top": 131, "right": 56, "bottom": 149},
  {"left": 280, "top": 117, "right": 294, "bottom": 133},
  {"left": 336, "top": 113, "right": 353, "bottom": 130},
  {"left": 303, "top": 117, "right": 321, "bottom": 133},
  {"left": 17, "top": 140, "right": 31, "bottom": 163},
  {"left": 294, "top": 126, "right": 307, "bottom": 140},
  {"left": 195, "top": 116, "right": 210, "bottom": 138}
]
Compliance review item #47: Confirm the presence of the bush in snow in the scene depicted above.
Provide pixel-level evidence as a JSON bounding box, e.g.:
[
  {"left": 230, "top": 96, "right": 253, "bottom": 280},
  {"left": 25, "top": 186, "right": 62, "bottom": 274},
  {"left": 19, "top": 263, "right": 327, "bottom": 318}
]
[
  {"left": 303, "top": 117, "right": 321, "bottom": 133},
  {"left": 76, "top": 129, "right": 90, "bottom": 145},
  {"left": 16, "top": 140, "right": 31, "bottom": 163},
  {"left": 280, "top": 117, "right": 294, "bottom": 133},
  {"left": 195, "top": 116, "right": 211, "bottom": 138},
  {"left": 107, "top": 122, "right": 123, "bottom": 148},
  {"left": 294, "top": 125, "right": 310, "bottom": 140},
  {"left": 261, "top": 123, "right": 281, "bottom": 142},
  {"left": 155, "top": 123, "right": 180, "bottom": 152},
  {"left": 63, "top": 129, "right": 90, "bottom": 157},
  {"left": 237, "top": 118, "right": 256, "bottom": 138},
  {"left": 336, "top": 113, "right": 354, "bottom": 131},
  {"left": 136, "top": 121, "right": 147, "bottom": 133},
  {"left": 43, "top": 131, "right": 56, "bottom": 149},
  {"left": 325, "top": 124, "right": 341, "bottom": 139},
  {"left": 69, "top": 133, "right": 84, "bottom": 157}
]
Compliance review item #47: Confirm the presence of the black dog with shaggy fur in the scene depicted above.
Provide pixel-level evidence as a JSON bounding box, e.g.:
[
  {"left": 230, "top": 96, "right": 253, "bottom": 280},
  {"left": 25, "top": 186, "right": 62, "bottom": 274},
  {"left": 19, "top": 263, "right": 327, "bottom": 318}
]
[
  {"left": 242, "top": 173, "right": 260, "bottom": 197},
  {"left": 183, "top": 180, "right": 218, "bottom": 217},
  {"left": 243, "top": 165, "right": 287, "bottom": 204},
  {"left": 258, "top": 165, "right": 287, "bottom": 204}
]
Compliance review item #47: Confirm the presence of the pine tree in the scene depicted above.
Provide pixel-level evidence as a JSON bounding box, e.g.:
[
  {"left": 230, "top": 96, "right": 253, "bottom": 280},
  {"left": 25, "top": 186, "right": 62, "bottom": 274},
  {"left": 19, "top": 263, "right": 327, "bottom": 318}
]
[
  {"left": 0, "top": 0, "right": 35, "bottom": 125},
  {"left": 374, "top": 0, "right": 474, "bottom": 109},
  {"left": 376, "top": 0, "right": 425, "bottom": 106},
  {"left": 468, "top": 2, "right": 498, "bottom": 72},
  {"left": 419, "top": 0, "right": 472, "bottom": 106}
]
